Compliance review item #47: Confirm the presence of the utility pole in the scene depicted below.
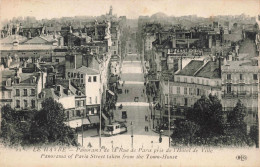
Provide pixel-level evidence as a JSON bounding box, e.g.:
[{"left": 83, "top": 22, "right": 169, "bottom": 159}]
[
  {"left": 82, "top": 114, "right": 84, "bottom": 146},
  {"left": 168, "top": 78, "right": 171, "bottom": 147},
  {"left": 131, "top": 121, "right": 133, "bottom": 149},
  {"left": 99, "top": 88, "right": 102, "bottom": 148}
]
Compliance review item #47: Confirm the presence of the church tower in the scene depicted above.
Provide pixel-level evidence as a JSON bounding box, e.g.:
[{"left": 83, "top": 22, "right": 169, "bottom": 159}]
[{"left": 109, "top": 6, "right": 113, "bottom": 16}]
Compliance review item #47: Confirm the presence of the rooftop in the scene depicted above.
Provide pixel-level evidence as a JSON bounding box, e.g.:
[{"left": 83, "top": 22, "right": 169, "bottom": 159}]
[
  {"left": 194, "top": 61, "right": 221, "bottom": 79},
  {"left": 76, "top": 66, "right": 99, "bottom": 75},
  {"left": 0, "top": 44, "right": 58, "bottom": 51},
  {"left": 176, "top": 60, "right": 204, "bottom": 76},
  {"left": 0, "top": 35, "right": 28, "bottom": 44}
]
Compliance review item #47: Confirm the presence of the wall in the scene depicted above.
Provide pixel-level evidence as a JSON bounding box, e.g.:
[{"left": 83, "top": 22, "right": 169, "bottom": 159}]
[{"left": 85, "top": 74, "right": 101, "bottom": 106}]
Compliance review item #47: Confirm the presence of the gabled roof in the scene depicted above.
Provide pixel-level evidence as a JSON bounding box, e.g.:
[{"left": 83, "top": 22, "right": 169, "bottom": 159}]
[
  {"left": 76, "top": 66, "right": 99, "bottom": 75},
  {"left": 0, "top": 35, "right": 28, "bottom": 44},
  {"left": 25, "top": 36, "right": 49, "bottom": 44},
  {"left": 194, "top": 61, "right": 221, "bottom": 79},
  {"left": 25, "top": 35, "right": 62, "bottom": 44},
  {"left": 176, "top": 60, "right": 204, "bottom": 76}
]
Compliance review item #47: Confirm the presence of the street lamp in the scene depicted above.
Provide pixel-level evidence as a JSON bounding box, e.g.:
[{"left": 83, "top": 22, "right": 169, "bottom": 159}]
[
  {"left": 81, "top": 113, "right": 84, "bottom": 146},
  {"left": 131, "top": 121, "right": 133, "bottom": 149},
  {"left": 159, "top": 129, "right": 163, "bottom": 143}
]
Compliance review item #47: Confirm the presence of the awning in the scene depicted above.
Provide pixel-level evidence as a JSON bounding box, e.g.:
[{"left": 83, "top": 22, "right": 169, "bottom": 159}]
[
  {"left": 107, "top": 89, "right": 115, "bottom": 96},
  {"left": 65, "top": 118, "right": 91, "bottom": 128},
  {"left": 102, "top": 113, "right": 108, "bottom": 120},
  {"left": 89, "top": 115, "right": 100, "bottom": 124}
]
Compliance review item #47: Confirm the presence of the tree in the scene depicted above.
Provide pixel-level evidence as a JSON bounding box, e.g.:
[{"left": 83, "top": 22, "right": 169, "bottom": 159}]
[
  {"left": 249, "top": 115, "right": 259, "bottom": 148},
  {"left": 227, "top": 100, "right": 247, "bottom": 127},
  {"left": 186, "top": 94, "right": 224, "bottom": 137},
  {"left": 171, "top": 120, "right": 199, "bottom": 146},
  {"left": 30, "top": 98, "right": 78, "bottom": 146},
  {"left": 0, "top": 105, "right": 23, "bottom": 146}
]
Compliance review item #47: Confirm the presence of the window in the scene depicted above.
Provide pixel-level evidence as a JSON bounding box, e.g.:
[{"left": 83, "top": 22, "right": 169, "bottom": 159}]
[
  {"left": 95, "top": 96, "right": 97, "bottom": 103},
  {"left": 88, "top": 76, "right": 92, "bottom": 82},
  {"left": 197, "top": 88, "right": 200, "bottom": 96},
  {"left": 173, "top": 98, "right": 176, "bottom": 105},
  {"left": 55, "top": 59, "right": 59, "bottom": 63},
  {"left": 80, "top": 79, "right": 83, "bottom": 83},
  {"left": 114, "top": 51, "right": 117, "bottom": 55},
  {"left": 239, "top": 85, "right": 244, "bottom": 92},
  {"left": 2, "top": 91, "right": 4, "bottom": 99},
  {"left": 81, "top": 74, "right": 83, "bottom": 78},
  {"left": 16, "top": 89, "right": 20, "bottom": 96},
  {"left": 184, "top": 98, "right": 188, "bottom": 106},
  {"left": 177, "top": 87, "right": 180, "bottom": 94},
  {"left": 76, "top": 110, "right": 81, "bottom": 117},
  {"left": 31, "top": 89, "right": 35, "bottom": 96},
  {"left": 227, "top": 84, "right": 232, "bottom": 93},
  {"left": 68, "top": 72, "right": 70, "bottom": 77},
  {"left": 169, "top": 86, "right": 173, "bottom": 94},
  {"left": 89, "top": 97, "right": 92, "bottom": 104},
  {"left": 253, "top": 74, "right": 258, "bottom": 80},
  {"left": 23, "top": 89, "right": 27, "bottom": 96},
  {"left": 93, "top": 76, "right": 97, "bottom": 82},
  {"left": 31, "top": 100, "right": 35, "bottom": 108},
  {"left": 24, "top": 100, "right": 28, "bottom": 108},
  {"left": 189, "top": 88, "right": 192, "bottom": 95},
  {"left": 16, "top": 100, "right": 20, "bottom": 108},
  {"left": 184, "top": 78, "right": 187, "bottom": 82},
  {"left": 227, "top": 74, "right": 231, "bottom": 80},
  {"left": 240, "top": 74, "right": 243, "bottom": 80},
  {"left": 184, "top": 87, "right": 187, "bottom": 95}
]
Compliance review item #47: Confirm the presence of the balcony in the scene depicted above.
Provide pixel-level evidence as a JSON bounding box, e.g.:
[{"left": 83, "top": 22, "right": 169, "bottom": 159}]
[{"left": 222, "top": 91, "right": 258, "bottom": 98}]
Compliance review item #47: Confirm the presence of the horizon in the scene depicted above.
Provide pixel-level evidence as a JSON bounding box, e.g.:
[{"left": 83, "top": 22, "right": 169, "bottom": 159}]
[{"left": 0, "top": 0, "right": 259, "bottom": 22}]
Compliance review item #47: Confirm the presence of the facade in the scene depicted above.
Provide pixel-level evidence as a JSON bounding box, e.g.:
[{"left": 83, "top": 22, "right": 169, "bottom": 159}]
[
  {"left": 66, "top": 66, "right": 101, "bottom": 115},
  {"left": 221, "top": 61, "right": 259, "bottom": 126},
  {"left": 12, "top": 70, "right": 47, "bottom": 110},
  {"left": 160, "top": 59, "right": 222, "bottom": 122}
]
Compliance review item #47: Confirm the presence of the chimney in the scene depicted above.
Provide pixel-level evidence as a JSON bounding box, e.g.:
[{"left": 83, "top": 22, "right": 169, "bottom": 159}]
[
  {"left": 52, "top": 74, "right": 56, "bottom": 85},
  {"left": 69, "top": 79, "right": 71, "bottom": 90},
  {"left": 172, "top": 35, "right": 176, "bottom": 48},
  {"left": 208, "top": 35, "right": 212, "bottom": 48},
  {"left": 203, "top": 58, "right": 208, "bottom": 65},
  {"left": 158, "top": 33, "right": 162, "bottom": 45},
  {"left": 218, "top": 56, "right": 222, "bottom": 77},
  {"left": 41, "top": 72, "right": 44, "bottom": 89}
]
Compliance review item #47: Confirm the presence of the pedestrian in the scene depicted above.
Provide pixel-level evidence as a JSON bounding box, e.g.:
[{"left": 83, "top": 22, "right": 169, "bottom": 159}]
[
  {"left": 147, "top": 126, "right": 149, "bottom": 132},
  {"left": 144, "top": 126, "right": 146, "bottom": 132},
  {"left": 97, "top": 126, "right": 99, "bottom": 134},
  {"left": 125, "top": 89, "right": 126, "bottom": 94}
]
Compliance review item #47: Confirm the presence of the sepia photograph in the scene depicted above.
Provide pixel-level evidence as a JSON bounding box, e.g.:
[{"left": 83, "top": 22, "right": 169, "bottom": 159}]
[{"left": 0, "top": 0, "right": 259, "bottom": 166}]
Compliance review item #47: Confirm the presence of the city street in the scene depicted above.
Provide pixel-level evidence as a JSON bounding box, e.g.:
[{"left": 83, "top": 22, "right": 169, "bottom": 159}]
[{"left": 78, "top": 53, "right": 171, "bottom": 148}]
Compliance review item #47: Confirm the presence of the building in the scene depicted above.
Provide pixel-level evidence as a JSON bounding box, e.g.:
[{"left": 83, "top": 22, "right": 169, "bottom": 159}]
[
  {"left": 66, "top": 66, "right": 101, "bottom": 115},
  {"left": 160, "top": 59, "right": 222, "bottom": 122},
  {"left": 0, "top": 70, "right": 16, "bottom": 108},
  {"left": 11, "top": 69, "right": 47, "bottom": 110},
  {"left": 221, "top": 60, "right": 259, "bottom": 126}
]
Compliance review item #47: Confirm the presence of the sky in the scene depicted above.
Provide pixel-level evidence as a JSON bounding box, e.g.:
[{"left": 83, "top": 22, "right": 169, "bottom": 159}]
[{"left": 0, "top": 0, "right": 259, "bottom": 21}]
